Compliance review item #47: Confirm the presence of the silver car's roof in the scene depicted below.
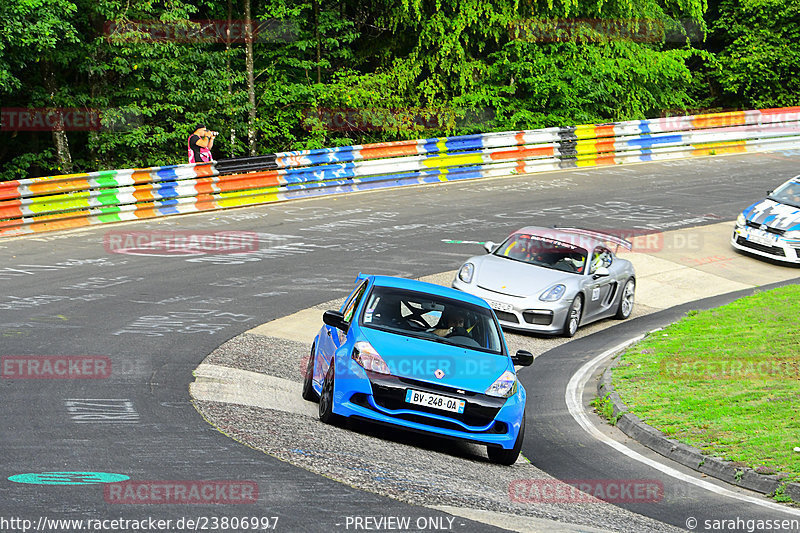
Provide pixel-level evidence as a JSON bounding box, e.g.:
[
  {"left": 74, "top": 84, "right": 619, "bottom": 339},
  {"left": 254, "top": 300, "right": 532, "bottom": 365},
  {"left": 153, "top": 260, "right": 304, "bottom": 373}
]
[{"left": 510, "top": 226, "right": 633, "bottom": 251}]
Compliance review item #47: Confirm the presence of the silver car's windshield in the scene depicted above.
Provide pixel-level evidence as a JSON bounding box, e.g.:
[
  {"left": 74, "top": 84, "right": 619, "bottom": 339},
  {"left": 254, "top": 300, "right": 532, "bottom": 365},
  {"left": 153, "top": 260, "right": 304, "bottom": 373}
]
[
  {"left": 768, "top": 180, "right": 800, "bottom": 208},
  {"left": 493, "top": 233, "right": 589, "bottom": 274},
  {"left": 360, "top": 286, "right": 504, "bottom": 354}
]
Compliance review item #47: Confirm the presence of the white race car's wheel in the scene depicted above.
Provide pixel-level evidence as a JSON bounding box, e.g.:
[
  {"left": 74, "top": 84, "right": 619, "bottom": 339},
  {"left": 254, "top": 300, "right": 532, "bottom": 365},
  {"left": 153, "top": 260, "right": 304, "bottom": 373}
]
[
  {"left": 562, "top": 295, "right": 583, "bottom": 338},
  {"left": 615, "top": 278, "right": 635, "bottom": 320}
]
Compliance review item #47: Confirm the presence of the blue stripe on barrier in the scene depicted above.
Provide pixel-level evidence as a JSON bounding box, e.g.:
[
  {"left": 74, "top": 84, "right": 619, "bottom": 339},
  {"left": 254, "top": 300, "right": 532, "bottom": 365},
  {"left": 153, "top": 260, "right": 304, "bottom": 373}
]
[{"left": 628, "top": 134, "right": 683, "bottom": 148}]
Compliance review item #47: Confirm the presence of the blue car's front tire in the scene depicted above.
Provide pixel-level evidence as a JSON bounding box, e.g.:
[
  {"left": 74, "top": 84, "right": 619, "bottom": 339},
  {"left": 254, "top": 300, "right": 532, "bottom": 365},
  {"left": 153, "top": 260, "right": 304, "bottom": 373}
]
[
  {"left": 302, "top": 344, "right": 319, "bottom": 402},
  {"left": 318, "top": 361, "right": 338, "bottom": 424},
  {"left": 487, "top": 416, "right": 524, "bottom": 466}
]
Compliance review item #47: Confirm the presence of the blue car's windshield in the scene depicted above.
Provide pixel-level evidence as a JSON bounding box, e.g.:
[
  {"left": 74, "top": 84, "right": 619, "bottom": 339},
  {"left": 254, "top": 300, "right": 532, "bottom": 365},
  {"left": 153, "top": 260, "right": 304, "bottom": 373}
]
[
  {"left": 768, "top": 179, "right": 800, "bottom": 208},
  {"left": 493, "top": 233, "right": 589, "bottom": 274},
  {"left": 361, "top": 286, "right": 504, "bottom": 354}
]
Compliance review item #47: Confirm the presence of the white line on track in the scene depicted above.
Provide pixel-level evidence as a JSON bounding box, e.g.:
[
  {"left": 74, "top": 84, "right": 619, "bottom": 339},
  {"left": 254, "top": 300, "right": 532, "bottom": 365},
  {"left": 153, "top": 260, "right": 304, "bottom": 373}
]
[{"left": 565, "top": 336, "right": 800, "bottom": 517}]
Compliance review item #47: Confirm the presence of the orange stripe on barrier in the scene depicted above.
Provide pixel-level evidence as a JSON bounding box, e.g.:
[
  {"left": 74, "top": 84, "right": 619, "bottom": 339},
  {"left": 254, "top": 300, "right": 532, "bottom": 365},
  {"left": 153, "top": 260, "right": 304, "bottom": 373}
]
[
  {"left": 595, "top": 124, "right": 616, "bottom": 139},
  {"left": 759, "top": 106, "right": 800, "bottom": 116},
  {"left": 693, "top": 111, "right": 746, "bottom": 129},
  {"left": 194, "top": 164, "right": 216, "bottom": 177},
  {"left": 28, "top": 177, "right": 90, "bottom": 195},
  {"left": 0, "top": 182, "right": 22, "bottom": 201},
  {"left": 131, "top": 169, "right": 154, "bottom": 184},
  {"left": 489, "top": 146, "right": 554, "bottom": 161},
  {"left": 0, "top": 201, "right": 24, "bottom": 220},
  {"left": 595, "top": 153, "right": 616, "bottom": 165},
  {"left": 217, "top": 171, "right": 281, "bottom": 192},
  {"left": 30, "top": 215, "right": 92, "bottom": 233},
  {"left": 359, "top": 144, "right": 420, "bottom": 160},
  {"left": 193, "top": 177, "right": 217, "bottom": 195},
  {"left": 595, "top": 139, "right": 616, "bottom": 153},
  {"left": 133, "top": 188, "right": 155, "bottom": 203}
]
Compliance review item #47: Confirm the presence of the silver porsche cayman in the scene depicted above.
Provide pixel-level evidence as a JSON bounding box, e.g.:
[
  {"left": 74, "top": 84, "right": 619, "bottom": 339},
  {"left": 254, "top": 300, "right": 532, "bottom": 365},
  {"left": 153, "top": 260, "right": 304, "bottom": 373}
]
[{"left": 452, "top": 227, "right": 636, "bottom": 337}]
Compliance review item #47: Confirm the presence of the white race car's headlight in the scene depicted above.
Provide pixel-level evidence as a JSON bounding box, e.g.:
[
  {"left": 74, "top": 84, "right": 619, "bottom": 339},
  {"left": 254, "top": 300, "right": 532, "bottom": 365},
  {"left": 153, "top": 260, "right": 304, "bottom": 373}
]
[
  {"left": 458, "top": 262, "right": 475, "bottom": 283},
  {"left": 539, "top": 284, "right": 566, "bottom": 302},
  {"left": 784, "top": 230, "right": 800, "bottom": 240},
  {"left": 485, "top": 370, "right": 518, "bottom": 398},
  {"left": 736, "top": 213, "right": 746, "bottom": 227}
]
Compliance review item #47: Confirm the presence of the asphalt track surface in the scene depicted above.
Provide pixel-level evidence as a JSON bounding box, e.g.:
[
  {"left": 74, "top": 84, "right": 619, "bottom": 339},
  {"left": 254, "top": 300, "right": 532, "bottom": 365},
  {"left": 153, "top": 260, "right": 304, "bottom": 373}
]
[{"left": 2, "top": 150, "right": 800, "bottom": 532}]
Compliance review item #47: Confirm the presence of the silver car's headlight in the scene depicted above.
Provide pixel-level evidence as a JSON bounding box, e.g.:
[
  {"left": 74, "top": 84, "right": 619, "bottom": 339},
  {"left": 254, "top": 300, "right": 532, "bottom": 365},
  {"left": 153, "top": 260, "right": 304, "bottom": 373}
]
[
  {"left": 736, "top": 213, "right": 746, "bottom": 227},
  {"left": 784, "top": 230, "right": 800, "bottom": 240},
  {"left": 539, "top": 284, "right": 566, "bottom": 302},
  {"left": 458, "top": 262, "right": 474, "bottom": 283},
  {"left": 485, "top": 370, "right": 518, "bottom": 398}
]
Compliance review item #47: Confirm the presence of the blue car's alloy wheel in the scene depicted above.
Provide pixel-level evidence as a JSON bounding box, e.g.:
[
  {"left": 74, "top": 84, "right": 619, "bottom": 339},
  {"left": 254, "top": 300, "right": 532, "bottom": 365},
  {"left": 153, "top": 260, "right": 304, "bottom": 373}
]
[
  {"left": 302, "top": 344, "right": 319, "bottom": 402},
  {"left": 319, "top": 362, "right": 336, "bottom": 424}
]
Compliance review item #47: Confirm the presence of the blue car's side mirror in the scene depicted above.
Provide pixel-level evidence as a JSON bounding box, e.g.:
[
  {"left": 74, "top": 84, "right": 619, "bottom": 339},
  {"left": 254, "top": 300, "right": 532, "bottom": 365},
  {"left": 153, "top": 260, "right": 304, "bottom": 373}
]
[
  {"left": 323, "top": 310, "right": 349, "bottom": 332},
  {"left": 512, "top": 350, "right": 534, "bottom": 366}
]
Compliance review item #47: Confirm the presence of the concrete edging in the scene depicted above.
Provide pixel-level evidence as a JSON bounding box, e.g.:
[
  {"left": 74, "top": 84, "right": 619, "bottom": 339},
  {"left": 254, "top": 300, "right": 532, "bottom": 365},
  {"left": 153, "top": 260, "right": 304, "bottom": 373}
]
[{"left": 597, "top": 348, "right": 800, "bottom": 503}]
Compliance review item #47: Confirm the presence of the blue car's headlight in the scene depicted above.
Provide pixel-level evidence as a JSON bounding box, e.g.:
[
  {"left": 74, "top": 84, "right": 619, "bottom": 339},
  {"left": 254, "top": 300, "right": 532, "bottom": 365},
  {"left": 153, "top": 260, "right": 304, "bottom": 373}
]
[
  {"left": 539, "top": 284, "right": 566, "bottom": 302},
  {"left": 352, "top": 341, "right": 391, "bottom": 375},
  {"left": 458, "top": 262, "right": 474, "bottom": 283},
  {"left": 736, "top": 213, "right": 746, "bottom": 227},
  {"left": 485, "top": 370, "right": 517, "bottom": 398}
]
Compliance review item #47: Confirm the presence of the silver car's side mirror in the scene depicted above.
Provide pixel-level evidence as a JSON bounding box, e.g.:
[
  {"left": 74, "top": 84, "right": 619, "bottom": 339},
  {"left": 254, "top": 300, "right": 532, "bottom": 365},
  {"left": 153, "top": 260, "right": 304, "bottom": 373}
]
[
  {"left": 483, "top": 241, "right": 496, "bottom": 253},
  {"left": 593, "top": 267, "right": 610, "bottom": 278}
]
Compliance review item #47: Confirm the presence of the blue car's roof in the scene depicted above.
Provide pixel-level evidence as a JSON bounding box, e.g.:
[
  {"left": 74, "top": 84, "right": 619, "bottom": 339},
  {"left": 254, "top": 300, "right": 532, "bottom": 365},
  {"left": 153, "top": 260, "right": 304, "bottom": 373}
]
[{"left": 369, "top": 275, "right": 490, "bottom": 308}]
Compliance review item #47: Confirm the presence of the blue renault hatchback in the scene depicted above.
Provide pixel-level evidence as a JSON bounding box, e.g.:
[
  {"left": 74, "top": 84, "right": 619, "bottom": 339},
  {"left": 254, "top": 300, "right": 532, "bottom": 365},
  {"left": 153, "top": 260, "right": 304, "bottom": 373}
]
[{"left": 302, "top": 274, "right": 533, "bottom": 465}]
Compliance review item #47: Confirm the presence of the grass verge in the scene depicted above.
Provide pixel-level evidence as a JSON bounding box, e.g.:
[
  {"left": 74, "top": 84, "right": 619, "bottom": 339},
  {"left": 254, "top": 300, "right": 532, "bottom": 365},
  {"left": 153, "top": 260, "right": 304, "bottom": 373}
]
[{"left": 612, "top": 284, "right": 800, "bottom": 482}]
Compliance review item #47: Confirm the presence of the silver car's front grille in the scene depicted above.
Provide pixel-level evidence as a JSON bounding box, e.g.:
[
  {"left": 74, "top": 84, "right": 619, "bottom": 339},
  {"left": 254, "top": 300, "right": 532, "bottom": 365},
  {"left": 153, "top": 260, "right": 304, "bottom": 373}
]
[
  {"left": 493, "top": 310, "right": 519, "bottom": 323},
  {"left": 477, "top": 284, "right": 524, "bottom": 298}
]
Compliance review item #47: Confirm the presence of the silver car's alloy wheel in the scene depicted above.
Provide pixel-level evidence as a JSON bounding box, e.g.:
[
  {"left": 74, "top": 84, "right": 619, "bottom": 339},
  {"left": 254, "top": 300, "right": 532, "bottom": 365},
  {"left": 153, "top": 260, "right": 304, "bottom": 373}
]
[
  {"left": 616, "top": 278, "right": 635, "bottom": 319},
  {"left": 564, "top": 296, "right": 582, "bottom": 337}
]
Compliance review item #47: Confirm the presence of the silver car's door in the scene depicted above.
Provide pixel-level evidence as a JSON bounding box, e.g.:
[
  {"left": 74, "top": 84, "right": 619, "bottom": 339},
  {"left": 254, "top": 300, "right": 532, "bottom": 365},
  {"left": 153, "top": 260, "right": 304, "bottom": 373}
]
[{"left": 583, "top": 247, "right": 617, "bottom": 319}]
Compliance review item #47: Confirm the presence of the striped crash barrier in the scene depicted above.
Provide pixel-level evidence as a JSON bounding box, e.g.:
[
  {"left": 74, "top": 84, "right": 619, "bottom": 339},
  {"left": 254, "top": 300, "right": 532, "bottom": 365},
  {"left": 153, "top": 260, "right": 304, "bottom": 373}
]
[{"left": 2, "top": 106, "right": 800, "bottom": 237}]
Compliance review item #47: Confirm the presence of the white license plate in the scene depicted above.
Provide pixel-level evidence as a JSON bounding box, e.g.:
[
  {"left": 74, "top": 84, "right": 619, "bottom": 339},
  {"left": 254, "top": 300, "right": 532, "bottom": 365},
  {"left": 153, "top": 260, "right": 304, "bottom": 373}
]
[
  {"left": 747, "top": 228, "right": 777, "bottom": 246},
  {"left": 405, "top": 389, "right": 465, "bottom": 414},
  {"left": 487, "top": 299, "right": 513, "bottom": 312}
]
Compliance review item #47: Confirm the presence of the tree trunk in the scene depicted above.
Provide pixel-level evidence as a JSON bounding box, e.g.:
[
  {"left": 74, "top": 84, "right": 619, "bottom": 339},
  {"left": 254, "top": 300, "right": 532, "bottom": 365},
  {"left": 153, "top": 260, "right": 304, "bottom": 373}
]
[
  {"left": 42, "top": 61, "right": 73, "bottom": 175},
  {"left": 227, "top": 0, "right": 236, "bottom": 157},
  {"left": 313, "top": 0, "right": 321, "bottom": 84},
  {"left": 244, "top": 0, "right": 257, "bottom": 155}
]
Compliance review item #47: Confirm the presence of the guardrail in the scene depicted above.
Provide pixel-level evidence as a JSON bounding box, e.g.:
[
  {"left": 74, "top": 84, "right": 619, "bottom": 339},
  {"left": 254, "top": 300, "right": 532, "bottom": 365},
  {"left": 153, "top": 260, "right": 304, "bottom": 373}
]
[{"left": 2, "top": 106, "right": 800, "bottom": 237}]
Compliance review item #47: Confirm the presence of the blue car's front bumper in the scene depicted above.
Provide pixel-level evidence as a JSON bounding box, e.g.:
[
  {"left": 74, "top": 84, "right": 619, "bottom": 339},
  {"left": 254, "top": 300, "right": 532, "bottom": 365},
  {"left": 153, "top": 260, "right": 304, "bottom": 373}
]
[{"left": 327, "top": 358, "right": 525, "bottom": 450}]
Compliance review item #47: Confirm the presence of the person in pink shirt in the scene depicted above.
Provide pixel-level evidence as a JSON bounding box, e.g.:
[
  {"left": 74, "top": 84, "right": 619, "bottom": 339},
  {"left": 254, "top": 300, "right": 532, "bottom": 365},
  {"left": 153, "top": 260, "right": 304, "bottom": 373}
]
[{"left": 187, "top": 123, "right": 218, "bottom": 163}]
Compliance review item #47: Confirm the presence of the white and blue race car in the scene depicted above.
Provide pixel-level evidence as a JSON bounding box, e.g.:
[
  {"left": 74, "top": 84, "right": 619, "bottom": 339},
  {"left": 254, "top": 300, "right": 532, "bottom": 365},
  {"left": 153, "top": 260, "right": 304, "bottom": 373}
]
[{"left": 732, "top": 175, "right": 800, "bottom": 263}]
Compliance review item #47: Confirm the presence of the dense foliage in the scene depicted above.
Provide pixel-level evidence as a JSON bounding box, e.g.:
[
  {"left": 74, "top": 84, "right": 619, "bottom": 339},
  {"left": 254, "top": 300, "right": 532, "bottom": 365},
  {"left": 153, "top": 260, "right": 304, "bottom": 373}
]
[{"left": 0, "top": 0, "right": 796, "bottom": 179}]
